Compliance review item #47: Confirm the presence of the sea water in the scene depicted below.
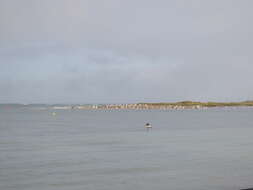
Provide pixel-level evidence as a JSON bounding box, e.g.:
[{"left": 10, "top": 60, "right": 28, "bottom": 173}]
[{"left": 0, "top": 107, "right": 253, "bottom": 190}]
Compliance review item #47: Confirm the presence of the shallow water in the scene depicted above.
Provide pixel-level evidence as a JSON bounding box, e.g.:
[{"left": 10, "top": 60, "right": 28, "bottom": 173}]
[{"left": 0, "top": 107, "right": 253, "bottom": 190}]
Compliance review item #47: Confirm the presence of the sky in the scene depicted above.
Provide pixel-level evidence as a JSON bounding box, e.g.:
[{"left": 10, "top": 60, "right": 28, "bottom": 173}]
[{"left": 0, "top": 0, "right": 253, "bottom": 104}]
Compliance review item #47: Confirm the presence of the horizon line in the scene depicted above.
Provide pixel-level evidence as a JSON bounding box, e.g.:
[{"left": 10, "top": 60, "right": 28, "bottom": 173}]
[{"left": 1, "top": 100, "right": 253, "bottom": 105}]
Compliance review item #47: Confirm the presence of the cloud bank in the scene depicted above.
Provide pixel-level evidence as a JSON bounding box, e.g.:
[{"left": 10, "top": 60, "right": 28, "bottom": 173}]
[{"left": 0, "top": 0, "right": 252, "bottom": 103}]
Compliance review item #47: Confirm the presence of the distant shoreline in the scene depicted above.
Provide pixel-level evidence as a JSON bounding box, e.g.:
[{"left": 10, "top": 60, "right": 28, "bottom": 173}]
[{"left": 1, "top": 101, "right": 253, "bottom": 110}]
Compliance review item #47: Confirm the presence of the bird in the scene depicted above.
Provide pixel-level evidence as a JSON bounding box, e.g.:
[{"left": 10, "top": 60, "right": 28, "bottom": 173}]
[{"left": 144, "top": 123, "right": 152, "bottom": 131}]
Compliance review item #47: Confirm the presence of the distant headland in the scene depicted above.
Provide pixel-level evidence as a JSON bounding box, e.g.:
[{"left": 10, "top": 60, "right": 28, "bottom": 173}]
[{"left": 2, "top": 101, "right": 253, "bottom": 110}]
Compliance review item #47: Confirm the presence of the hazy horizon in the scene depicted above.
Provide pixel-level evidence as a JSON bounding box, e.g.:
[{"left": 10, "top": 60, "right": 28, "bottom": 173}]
[
  {"left": 1, "top": 99, "right": 253, "bottom": 106},
  {"left": 1, "top": 0, "right": 253, "bottom": 104}
]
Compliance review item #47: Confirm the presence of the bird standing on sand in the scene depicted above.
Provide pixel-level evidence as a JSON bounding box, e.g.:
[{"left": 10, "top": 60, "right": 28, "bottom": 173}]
[{"left": 145, "top": 123, "right": 152, "bottom": 131}]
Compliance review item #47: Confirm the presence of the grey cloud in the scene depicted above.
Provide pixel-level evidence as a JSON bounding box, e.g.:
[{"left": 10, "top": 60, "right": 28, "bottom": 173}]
[{"left": 0, "top": 0, "right": 253, "bottom": 103}]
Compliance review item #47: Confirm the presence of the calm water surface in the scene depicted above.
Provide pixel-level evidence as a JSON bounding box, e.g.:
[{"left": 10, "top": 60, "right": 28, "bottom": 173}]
[{"left": 0, "top": 108, "right": 253, "bottom": 190}]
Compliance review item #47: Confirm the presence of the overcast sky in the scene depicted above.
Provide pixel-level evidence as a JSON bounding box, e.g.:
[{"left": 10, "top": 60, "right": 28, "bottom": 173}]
[{"left": 0, "top": 0, "right": 252, "bottom": 104}]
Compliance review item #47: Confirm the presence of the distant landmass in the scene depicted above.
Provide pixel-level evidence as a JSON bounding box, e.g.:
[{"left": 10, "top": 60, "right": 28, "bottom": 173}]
[
  {"left": 1, "top": 101, "right": 253, "bottom": 110},
  {"left": 138, "top": 100, "right": 253, "bottom": 107}
]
